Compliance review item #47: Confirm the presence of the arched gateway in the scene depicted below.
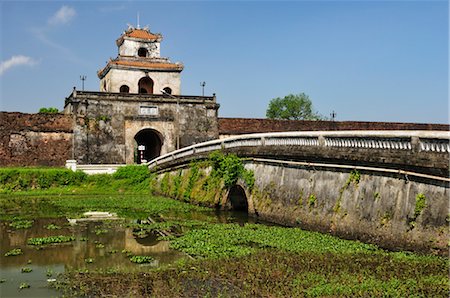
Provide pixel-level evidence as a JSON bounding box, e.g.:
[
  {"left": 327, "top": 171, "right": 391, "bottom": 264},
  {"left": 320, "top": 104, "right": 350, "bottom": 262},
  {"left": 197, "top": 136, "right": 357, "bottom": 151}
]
[{"left": 134, "top": 129, "right": 163, "bottom": 164}]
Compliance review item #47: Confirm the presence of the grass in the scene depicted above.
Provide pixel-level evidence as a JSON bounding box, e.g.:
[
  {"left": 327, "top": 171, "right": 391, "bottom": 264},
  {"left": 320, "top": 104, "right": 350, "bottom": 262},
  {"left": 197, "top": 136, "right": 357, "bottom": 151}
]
[
  {"left": 56, "top": 250, "right": 447, "bottom": 297},
  {"left": 0, "top": 165, "right": 153, "bottom": 195}
]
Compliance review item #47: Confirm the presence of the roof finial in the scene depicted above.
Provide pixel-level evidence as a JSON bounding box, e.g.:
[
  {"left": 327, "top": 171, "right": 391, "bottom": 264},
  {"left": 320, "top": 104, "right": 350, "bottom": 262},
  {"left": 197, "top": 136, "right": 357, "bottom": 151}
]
[{"left": 137, "top": 12, "right": 140, "bottom": 29}]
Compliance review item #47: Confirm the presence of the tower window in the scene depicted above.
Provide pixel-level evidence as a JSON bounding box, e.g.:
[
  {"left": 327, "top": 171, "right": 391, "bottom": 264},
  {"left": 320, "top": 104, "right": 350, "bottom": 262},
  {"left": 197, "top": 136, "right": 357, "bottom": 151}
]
[
  {"left": 162, "top": 87, "right": 172, "bottom": 95},
  {"left": 138, "top": 47, "right": 148, "bottom": 57},
  {"left": 138, "top": 77, "right": 154, "bottom": 94},
  {"left": 119, "top": 85, "right": 129, "bottom": 93}
]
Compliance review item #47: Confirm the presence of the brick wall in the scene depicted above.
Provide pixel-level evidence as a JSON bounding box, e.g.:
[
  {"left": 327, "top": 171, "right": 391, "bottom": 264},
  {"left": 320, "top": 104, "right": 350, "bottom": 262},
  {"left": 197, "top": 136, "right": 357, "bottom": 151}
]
[
  {"left": 0, "top": 112, "right": 73, "bottom": 167},
  {"left": 219, "top": 118, "right": 450, "bottom": 135}
]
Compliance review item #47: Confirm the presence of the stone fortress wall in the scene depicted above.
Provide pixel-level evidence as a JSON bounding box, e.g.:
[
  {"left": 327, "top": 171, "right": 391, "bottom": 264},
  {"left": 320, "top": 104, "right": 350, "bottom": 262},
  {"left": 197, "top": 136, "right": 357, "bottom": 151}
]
[
  {"left": 1, "top": 111, "right": 448, "bottom": 167},
  {"left": 0, "top": 112, "right": 73, "bottom": 166}
]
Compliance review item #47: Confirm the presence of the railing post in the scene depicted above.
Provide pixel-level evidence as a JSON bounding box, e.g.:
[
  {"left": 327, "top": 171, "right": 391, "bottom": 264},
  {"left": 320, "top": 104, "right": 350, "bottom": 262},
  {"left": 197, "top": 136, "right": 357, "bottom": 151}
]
[
  {"left": 318, "top": 135, "right": 325, "bottom": 147},
  {"left": 411, "top": 136, "right": 420, "bottom": 152}
]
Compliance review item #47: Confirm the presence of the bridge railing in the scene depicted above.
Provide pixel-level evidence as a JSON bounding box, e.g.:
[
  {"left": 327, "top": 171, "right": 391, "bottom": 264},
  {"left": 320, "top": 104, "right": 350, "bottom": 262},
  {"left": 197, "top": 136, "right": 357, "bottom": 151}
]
[{"left": 148, "top": 130, "right": 450, "bottom": 169}]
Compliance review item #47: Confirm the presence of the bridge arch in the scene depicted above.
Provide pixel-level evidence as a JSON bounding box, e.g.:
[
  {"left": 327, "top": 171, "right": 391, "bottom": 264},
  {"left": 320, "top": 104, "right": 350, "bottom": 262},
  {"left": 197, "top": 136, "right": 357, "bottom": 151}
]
[
  {"left": 222, "top": 183, "right": 256, "bottom": 216},
  {"left": 134, "top": 129, "right": 163, "bottom": 164},
  {"left": 227, "top": 184, "right": 248, "bottom": 212}
]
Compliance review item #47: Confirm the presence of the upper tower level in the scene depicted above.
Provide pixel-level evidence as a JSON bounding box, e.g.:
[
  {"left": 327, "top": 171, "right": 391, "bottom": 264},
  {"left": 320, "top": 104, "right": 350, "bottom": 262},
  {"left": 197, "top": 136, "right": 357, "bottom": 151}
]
[
  {"left": 116, "top": 27, "right": 162, "bottom": 58},
  {"left": 98, "top": 26, "right": 183, "bottom": 95}
]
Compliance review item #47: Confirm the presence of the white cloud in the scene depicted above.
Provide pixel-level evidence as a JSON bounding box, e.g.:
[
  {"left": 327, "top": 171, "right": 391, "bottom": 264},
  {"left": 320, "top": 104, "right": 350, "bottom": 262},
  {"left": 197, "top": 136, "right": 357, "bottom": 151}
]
[
  {"left": 48, "top": 6, "right": 76, "bottom": 26},
  {"left": 0, "top": 55, "right": 38, "bottom": 75}
]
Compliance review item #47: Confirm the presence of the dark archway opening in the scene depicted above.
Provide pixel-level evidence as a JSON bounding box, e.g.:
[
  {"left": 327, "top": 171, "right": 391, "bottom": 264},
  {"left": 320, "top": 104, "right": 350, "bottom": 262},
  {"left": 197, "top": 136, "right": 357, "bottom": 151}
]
[
  {"left": 162, "top": 87, "right": 172, "bottom": 95},
  {"left": 119, "top": 85, "right": 129, "bottom": 93},
  {"left": 138, "top": 47, "right": 148, "bottom": 57},
  {"left": 134, "top": 129, "right": 162, "bottom": 164},
  {"left": 228, "top": 185, "right": 248, "bottom": 213},
  {"left": 138, "top": 77, "right": 154, "bottom": 94}
]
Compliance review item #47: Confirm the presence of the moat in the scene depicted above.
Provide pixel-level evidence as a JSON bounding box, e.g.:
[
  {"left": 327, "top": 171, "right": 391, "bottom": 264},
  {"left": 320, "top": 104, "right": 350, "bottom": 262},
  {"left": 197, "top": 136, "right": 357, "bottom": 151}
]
[{"left": 0, "top": 193, "right": 447, "bottom": 297}]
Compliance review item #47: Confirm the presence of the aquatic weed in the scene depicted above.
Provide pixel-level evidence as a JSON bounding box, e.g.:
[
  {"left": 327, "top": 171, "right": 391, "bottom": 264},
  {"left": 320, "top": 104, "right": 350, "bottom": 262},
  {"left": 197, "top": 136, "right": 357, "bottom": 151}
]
[
  {"left": 27, "top": 235, "right": 75, "bottom": 246},
  {"left": 4, "top": 248, "right": 23, "bottom": 257}
]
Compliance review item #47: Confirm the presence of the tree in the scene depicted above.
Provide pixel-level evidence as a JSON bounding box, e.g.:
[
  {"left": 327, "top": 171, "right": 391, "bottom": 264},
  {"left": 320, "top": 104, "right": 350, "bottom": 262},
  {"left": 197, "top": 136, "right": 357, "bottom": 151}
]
[
  {"left": 266, "top": 93, "right": 324, "bottom": 120},
  {"left": 38, "top": 107, "right": 59, "bottom": 114}
]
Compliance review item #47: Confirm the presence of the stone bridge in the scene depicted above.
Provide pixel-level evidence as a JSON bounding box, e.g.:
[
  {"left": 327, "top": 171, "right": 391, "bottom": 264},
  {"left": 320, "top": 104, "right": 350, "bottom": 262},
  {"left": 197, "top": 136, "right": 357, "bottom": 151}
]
[{"left": 148, "top": 131, "right": 449, "bottom": 254}]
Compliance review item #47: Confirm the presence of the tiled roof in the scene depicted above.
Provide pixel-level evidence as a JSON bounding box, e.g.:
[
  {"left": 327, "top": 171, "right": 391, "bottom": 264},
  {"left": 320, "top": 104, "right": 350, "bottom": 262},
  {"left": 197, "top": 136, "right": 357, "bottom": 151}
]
[
  {"left": 98, "top": 59, "right": 183, "bottom": 78},
  {"left": 125, "top": 29, "right": 159, "bottom": 41},
  {"left": 111, "top": 60, "right": 183, "bottom": 70}
]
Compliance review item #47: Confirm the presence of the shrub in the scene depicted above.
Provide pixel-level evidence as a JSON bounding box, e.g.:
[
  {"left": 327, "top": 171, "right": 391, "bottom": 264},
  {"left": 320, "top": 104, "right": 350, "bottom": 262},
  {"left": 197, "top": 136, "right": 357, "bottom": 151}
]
[
  {"left": 0, "top": 168, "right": 87, "bottom": 192},
  {"left": 113, "top": 165, "right": 149, "bottom": 183},
  {"left": 38, "top": 107, "right": 59, "bottom": 114}
]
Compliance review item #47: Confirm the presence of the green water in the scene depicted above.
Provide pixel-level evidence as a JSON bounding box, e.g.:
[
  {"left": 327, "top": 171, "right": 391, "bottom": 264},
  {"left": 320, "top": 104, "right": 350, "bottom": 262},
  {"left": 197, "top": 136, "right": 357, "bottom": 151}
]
[{"left": 0, "top": 194, "right": 255, "bottom": 297}]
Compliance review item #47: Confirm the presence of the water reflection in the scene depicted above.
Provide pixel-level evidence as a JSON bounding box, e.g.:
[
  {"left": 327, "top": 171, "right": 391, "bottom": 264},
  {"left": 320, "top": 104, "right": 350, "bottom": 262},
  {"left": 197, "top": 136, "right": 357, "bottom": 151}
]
[
  {"left": 0, "top": 218, "right": 186, "bottom": 297},
  {"left": 0, "top": 202, "right": 265, "bottom": 297}
]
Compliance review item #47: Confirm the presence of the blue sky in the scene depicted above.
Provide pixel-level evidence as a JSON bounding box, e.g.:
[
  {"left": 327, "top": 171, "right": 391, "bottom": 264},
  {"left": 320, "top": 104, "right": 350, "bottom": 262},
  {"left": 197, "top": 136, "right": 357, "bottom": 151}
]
[{"left": 0, "top": 1, "right": 448, "bottom": 123}]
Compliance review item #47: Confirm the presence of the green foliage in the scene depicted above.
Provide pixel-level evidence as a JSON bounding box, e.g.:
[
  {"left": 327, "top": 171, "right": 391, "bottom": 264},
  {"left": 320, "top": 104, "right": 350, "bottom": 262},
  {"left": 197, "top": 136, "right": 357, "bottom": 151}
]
[
  {"left": 209, "top": 151, "right": 255, "bottom": 189},
  {"left": 171, "top": 170, "right": 183, "bottom": 198},
  {"left": 266, "top": 93, "right": 324, "bottom": 120},
  {"left": 46, "top": 268, "right": 53, "bottom": 277},
  {"left": 160, "top": 173, "right": 170, "bottom": 195},
  {"left": 9, "top": 218, "right": 34, "bottom": 229},
  {"left": 94, "top": 228, "right": 108, "bottom": 235},
  {"left": 414, "top": 193, "right": 426, "bottom": 219},
  {"left": 209, "top": 151, "right": 243, "bottom": 187},
  {"left": 345, "top": 170, "right": 361, "bottom": 188},
  {"left": 0, "top": 168, "right": 87, "bottom": 193},
  {"left": 308, "top": 194, "right": 317, "bottom": 208},
  {"left": 170, "top": 222, "right": 381, "bottom": 259},
  {"left": 113, "top": 165, "right": 149, "bottom": 184},
  {"left": 0, "top": 165, "right": 153, "bottom": 195},
  {"left": 59, "top": 249, "right": 448, "bottom": 297},
  {"left": 241, "top": 169, "right": 255, "bottom": 190},
  {"left": 19, "top": 282, "right": 30, "bottom": 290},
  {"left": 129, "top": 255, "right": 154, "bottom": 264},
  {"left": 183, "top": 164, "right": 200, "bottom": 200},
  {"left": 45, "top": 223, "right": 61, "bottom": 230},
  {"left": 96, "top": 115, "right": 111, "bottom": 122},
  {"left": 38, "top": 107, "right": 59, "bottom": 114},
  {"left": 21, "top": 267, "right": 32, "bottom": 273},
  {"left": 27, "top": 235, "right": 75, "bottom": 246},
  {"left": 4, "top": 248, "right": 23, "bottom": 257},
  {"left": 0, "top": 194, "right": 210, "bottom": 221}
]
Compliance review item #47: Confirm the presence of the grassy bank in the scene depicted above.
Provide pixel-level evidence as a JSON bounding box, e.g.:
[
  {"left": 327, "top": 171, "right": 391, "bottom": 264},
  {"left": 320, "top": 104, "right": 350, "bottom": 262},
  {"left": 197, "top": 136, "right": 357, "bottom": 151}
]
[{"left": 0, "top": 165, "right": 152, "bottom": 195}]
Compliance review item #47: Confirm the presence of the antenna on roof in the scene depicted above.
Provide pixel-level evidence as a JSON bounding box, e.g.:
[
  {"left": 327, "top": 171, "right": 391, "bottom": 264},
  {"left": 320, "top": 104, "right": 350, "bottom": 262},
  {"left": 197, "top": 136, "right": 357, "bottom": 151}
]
[{"left": 137, "top": 12, "right": 140, "bottom": 29}]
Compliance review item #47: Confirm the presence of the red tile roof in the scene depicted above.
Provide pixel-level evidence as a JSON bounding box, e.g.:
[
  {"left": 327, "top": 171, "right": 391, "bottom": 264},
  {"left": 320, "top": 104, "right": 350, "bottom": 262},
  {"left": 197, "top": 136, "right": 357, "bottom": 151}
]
[
  {"left": 98, "top": 59, "right": 183, "bottom": 78},
  {"left": 111, "top": 60, "right": 183, "bottom": 70},
  {"left": 125, "top": 29, "right": 159, "bottom": 41}
]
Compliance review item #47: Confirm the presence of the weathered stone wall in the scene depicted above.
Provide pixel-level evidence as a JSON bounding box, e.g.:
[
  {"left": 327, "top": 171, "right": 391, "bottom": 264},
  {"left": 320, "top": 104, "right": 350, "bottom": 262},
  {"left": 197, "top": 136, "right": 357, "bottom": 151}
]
[
  {"left": 152, "top": 161, "right": 449, "bottom": 255},
  {"left": 219, "top": 118, "right": 450, "bottom": 136},
  {"left": 245, "top": 161, "right": 448, "bottom": 255},
  {"left": 65, "top": 91, "right": 219, "bottom": 164},
  {"left": 0, "top": 112, "right": 73, "bottom": 167}
]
